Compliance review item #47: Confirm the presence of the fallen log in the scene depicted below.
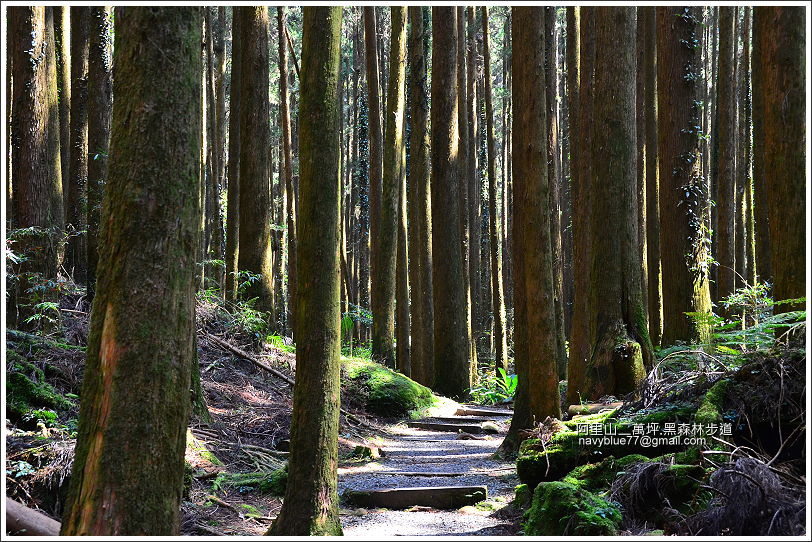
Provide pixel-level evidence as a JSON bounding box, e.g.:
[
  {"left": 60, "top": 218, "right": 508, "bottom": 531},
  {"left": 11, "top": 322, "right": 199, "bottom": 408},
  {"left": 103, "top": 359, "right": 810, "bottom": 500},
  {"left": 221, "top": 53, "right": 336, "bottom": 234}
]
[{"left": 5, "top": 498, "right": 61, "bottom": 536}]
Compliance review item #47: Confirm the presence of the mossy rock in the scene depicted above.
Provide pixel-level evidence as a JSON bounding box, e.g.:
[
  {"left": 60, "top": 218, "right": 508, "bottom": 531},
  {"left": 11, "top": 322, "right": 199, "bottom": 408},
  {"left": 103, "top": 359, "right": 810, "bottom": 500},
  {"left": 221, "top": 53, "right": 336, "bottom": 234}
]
[
  {"left": 524, "top": 481, "right": 622, "bottom": 536},
  {"left": 562, "top": 454, "right": 649, "bottom": 493},
  {"left": 6, "top": 359, "right": 74, "bottom": 420},
  {"left": 514, "top": 483, "right": 532, "bottom": 509},
  {"left": 343, "top": 358, "right": 436, "bottom": 417}
]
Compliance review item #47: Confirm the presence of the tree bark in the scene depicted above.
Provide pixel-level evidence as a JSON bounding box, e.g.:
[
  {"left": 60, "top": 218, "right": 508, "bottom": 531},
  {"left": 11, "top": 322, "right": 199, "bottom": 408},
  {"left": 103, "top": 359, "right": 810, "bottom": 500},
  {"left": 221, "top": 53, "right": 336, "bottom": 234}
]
[
  {"left": 224, "top": 8, "right": 241, "bottom": 302},
  {"left": 584, "top": 7, "right": 651, "bottom": 398},
  {"left": 54, "top": 7, "right": 70, "bottom": 209},
  {"left": 237, "top": 7, "right": 274, "bottom": 315},
  {"left": 467, "top": 7, "right": 482, "bottom": 357},
  {"left": 750, "top": 12, "right": 771, "bottom": 283},
  {"left": 756, "top": 7, "right": 805, "bottom": 310},
  {"left": 407, "top": 6, "right": 434, "bottom": 386},
  {"left": 268, "top": 7, "right": 344, "bottom": 536},
  {"left": 278, "top": 7, "right": 298, "bottom": 335},
  {"left": 503, "top": 8, "right": 561, "bottom": 451},
  {"left": 566, "top": 6, "right": 594, "bottom": 406},
  {"left": 9, "top": 7, "right": 64, "bottom": 332},
  {"left": 641, "top": 7, "right": 662, "bottom": 348},
  {"left": 60, "top": 8, "right": 201, "bottom": 534},
  {"left": 482, "top": 7, "right": 508, "bottom": 373},
  {"left": 716, "top": 7, "right": 737, "bottom": 309},
  {"left": 657, "top": 7, "right": 713, "bottom": 345},
  {"left": 86, "top": 7, "right": 112, "bottom": 300},
  {"left": 431, "top": 7, "right": 470, "bottom": 399}
]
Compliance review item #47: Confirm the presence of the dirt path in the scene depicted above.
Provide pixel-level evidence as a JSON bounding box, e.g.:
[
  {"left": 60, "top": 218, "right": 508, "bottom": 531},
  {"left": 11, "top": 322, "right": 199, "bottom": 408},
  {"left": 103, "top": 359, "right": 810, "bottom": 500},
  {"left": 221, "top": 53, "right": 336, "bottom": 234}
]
[{"left": 338, "top": 407, "right": 520, "bottom": 536}]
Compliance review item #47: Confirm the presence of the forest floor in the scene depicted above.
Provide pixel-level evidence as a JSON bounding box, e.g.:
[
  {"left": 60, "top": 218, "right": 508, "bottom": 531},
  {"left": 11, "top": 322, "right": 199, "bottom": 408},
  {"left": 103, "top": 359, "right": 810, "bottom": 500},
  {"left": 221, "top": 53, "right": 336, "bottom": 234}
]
[{"left": 5, "top": 294, "right": 523, "bottom": 537}]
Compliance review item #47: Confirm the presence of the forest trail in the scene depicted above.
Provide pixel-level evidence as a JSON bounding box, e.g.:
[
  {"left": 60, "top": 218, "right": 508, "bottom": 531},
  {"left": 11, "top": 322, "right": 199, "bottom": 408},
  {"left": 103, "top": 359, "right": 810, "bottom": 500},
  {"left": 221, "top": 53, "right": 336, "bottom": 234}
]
[{"left": 339, "top": 407, "right": 520, "bottom": 536}]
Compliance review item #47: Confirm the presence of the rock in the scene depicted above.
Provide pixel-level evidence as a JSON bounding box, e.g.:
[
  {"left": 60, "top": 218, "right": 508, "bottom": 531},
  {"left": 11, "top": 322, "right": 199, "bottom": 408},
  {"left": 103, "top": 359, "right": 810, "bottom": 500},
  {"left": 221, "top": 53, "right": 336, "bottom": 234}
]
[{"left": 524, "top": 481, "right": 622, "bottom": 536}]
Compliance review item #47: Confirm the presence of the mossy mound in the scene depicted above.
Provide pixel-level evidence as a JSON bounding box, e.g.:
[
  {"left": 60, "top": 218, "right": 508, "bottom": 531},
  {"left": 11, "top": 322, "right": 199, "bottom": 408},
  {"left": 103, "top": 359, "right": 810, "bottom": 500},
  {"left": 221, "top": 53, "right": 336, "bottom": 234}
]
[
  {"left": 562, "top": 454, "right": 649, "bottom": 492},
  {"left": 6, "top": 356, "right": 75, "bottom": 420},
  {"left": 524, "top": 481, "right": 622, "bottom": 536},
  {"left": 343, "top": 358, "right": 436, "bottom": 417},
  {"left": 211, "top": 465, "right": 288, "bottom": 497}
]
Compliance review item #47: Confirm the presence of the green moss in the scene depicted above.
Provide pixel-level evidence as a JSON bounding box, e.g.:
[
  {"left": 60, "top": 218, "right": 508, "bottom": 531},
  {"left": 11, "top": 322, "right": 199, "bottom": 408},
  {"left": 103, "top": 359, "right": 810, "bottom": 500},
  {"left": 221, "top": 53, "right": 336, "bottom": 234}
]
[
  {"left": 694, "top": 379, "right": 730, "bottom": 425},
  {"left": 343, "top": 358, "right": 436, "bottom": 417},
  {"left": 6, "top": 360, "right": 74, "bottom": 419},
  {"left": 524, "top": 481, "right": 622, "bottom": 536},
  {"left": 211, "top": 465, "right": 287, "bottom": 496},
  {"left": 631, "top": 401, "right": 696, "bottom": 424},
  {"left": 514, "top": 484, "right": 532, "bottom": 509},
  {"left": 562, "top": 454, "right": 649, "bottom": 492}
]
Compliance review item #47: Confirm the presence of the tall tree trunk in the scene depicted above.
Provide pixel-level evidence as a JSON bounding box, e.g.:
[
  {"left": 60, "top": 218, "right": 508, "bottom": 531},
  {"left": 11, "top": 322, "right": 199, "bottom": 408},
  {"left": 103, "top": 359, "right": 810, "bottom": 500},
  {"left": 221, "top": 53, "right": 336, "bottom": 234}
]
[
  {"left": 406, "top": 6, "right": 433, "bottom": 386},
  {"left": 224, "top": 9, "right": 241, "bottom": 302},
  {"left": 584, "top": 7, "right": 651, "bottom": 398},
  {"left": 467, "top": 7, "right": 482, "bottom": 357},
  {"left": 750, "top": 12, "right": 771, "bottom": 283},
  {"left": 365, "top": 7, "right": 390, "bottom": 364},
  {"left": 55, "top": 7, "right": 70, "bottom": 207},
  {"left": 657, "top": 7, "right": 713, "bottom": 345},
  {"left": 65, "top": 7, "right": 89, "bottom": 281},
  {"left": 482, "top": 7, "right": 508, "bottom": 373},
  {"left": 642, "top": 7, "right": 662, "bottom": 347},
  {"left": 741, "top": 8, "right": 756, "bottom": 286},
  {"left": 268, "top": 7, "right": 343, "bottom": 535},
  {"left": 431, "top": 7, "right": 470, "bottom": 399},
  {"left": 544, "top": 7, "right": 567, "bottom": 380},
  {"left": 635, "top": 10, "right": 649, "bottom": 344},
  {"left": 384, "top": 7, "right": 409, "bottom": 376},
  {"left": 86, "top": 7, "right": 112, "bottom": 300},
  {"left": 9, "top": 7, "right": 64, "bottom": 332},
  {"left": 566, "top": 6, "right": 594, "bottom": 406},
  {"left": 60, "top": 8, "right": 201, "bottom": 534},
  {"left": 716, "top": 7, "right": 737, "bottom": 309},
  {"left": 756, "top": 7, "right": 805, "bottom": 310},
  {"left": 277, "top": 7, "right": 297, "bottom": 335},
  {"left": 237, "top": 7, "right": 274, "bottom": 315},
  {"left": 373, "top": 6, "right": 406, "bottom": 369},
  {"left": 503, "top": 8, "right": 561, "bottom": 452},
  {"left": 456, "top": 7, "right": 476, "bottom": 382}
]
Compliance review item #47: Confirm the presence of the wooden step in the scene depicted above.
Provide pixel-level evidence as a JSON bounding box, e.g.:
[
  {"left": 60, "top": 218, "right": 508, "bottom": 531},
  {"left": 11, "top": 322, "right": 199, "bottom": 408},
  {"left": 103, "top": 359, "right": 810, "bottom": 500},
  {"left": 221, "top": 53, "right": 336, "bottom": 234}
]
[
  {"left": 376, "top": 471, "right": 467, "bottom": 477},
  {"left": 343, "top": 485, "right": 487, "bottom": 509},
  {"left": 407, "top": 421, "right": 497, "bottom": 434},
  {"left": 455, "top": 407, "right": 513, "bottom": 417}
]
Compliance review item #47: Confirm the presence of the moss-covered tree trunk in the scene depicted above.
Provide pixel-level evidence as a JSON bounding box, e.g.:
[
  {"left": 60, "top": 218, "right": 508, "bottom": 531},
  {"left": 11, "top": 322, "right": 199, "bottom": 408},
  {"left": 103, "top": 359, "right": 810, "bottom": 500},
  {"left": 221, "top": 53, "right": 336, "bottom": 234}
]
[
  {"left": 657, "top": 7, "right": 713, "bottom": 345},
  {"left": 237, "top": 7, "right": 274, "bottom": 315},
  {"left": 268, "top": 7, "right": 343, "bottom": 536},
  {"left": 9, "top": 6, "right": 64, "bottom": 332},
  {"left": 583, "top": 7, "right": 651, "bottom": 399},
  {"left": 566, "top": 7, "right": 594, "bottom": 406},
  {"left": 642, "top": 7, "right": 662, "bottom": 348},
  {"left": 277, "top": 7, "right": 297, "bottom": 335},
  {"left": 60, "top": 7, "right": 201, "bottom": 535},
  {"left": 715, "top": 7, "right": 737, "bottom": 309},
  {"left": 503, "top": 8, "right": 561, "bottom": 452},
  {"left": 431, "top": 7, "right": 470, "bottom": 399},
  {"left": 86, "top": 7, "right": 112, "bottom": 300},
  {"left": 756, "top": 7, "right": 805, "bottom": 310},
  {"left": 224, "top": 9, "right": 241, "bottom": 303},
  {"left": 482, "top": 6, "right": 508, "bottom": 373},
  {"left": 406, "top": 6, "right": 434, "bottom": 386},
  {"left": 54, "top": 7, "right": 70, "bottom": 207}
]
